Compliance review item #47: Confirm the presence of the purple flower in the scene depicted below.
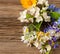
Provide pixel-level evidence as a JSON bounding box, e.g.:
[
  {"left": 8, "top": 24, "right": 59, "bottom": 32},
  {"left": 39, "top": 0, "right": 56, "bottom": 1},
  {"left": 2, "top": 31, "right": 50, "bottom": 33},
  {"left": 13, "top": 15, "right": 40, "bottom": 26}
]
[
  {"left": 52, "top": 22, "right": 58, "bottom": 27},
  {"left": 48, "top": 4, "right": 55, "bottom": 10},
  {"left": 56, "top": 29, "right": 60, "bottom": 33},
  {"left": 54, "top": 8, "right": 60, "bottom": 13},
  {"left": 52, "top": 36, "right": 57, "bottom": 42},
  {"left": 48, "top": 4, "right": 60, "bottom": 13},
  {"left": 48, "top": 40, "right": 52, "bottom": 45},
  {"left": 44, "top": 28, "right": 48, "bottom": 33},
  {"left": 53, "top": 44, "right": 59, "bottom": 49}
]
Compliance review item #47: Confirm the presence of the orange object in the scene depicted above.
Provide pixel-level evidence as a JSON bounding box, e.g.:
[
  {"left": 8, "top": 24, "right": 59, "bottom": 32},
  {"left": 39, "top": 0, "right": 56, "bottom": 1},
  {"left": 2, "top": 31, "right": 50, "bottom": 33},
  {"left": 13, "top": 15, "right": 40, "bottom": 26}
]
[{"left": 20, "top": 0, "right": 37, "bottom": 9}]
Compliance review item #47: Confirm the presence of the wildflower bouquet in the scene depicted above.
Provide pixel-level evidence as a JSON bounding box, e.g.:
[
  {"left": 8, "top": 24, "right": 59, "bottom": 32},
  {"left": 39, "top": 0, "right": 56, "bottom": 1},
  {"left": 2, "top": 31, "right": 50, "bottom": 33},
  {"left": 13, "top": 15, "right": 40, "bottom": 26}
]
[{"left": 18, "top": 0, "right": 60, "bottom": 54}]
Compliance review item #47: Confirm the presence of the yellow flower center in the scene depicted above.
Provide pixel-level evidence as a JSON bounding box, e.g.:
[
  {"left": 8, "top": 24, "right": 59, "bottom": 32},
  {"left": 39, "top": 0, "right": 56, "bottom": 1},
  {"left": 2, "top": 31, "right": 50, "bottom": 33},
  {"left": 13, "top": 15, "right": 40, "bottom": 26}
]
[
  {"left": 28, "top": 0, "right": 33, "bottom": 5},
  {"left": 20, "top": 0, "right": 37, "bottom": 9}
]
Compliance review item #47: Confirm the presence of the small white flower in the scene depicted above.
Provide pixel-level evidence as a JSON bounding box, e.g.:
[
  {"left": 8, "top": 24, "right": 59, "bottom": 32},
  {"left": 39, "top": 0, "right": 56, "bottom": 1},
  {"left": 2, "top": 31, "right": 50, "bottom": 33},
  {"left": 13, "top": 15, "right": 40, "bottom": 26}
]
[
  {"left": 45, "top": 16, "right": 51, "bottom": 22},
  {"left": 46, "top": 45, "right": 51, "bottom": 51},
  {"left": 45, "top": 1, "right": 49, "bottom": 6},
  {"left": 24, "top": 40, "right": 29, "bottom": 43},
  {"left": 43, "top": 12, "right": 47, "bottom": 18},
  {"left": 40, "top": 49, "right": 44, "bottom": 53},
  {"left": 34, "top": 41, "right": 39, "bottom": 47},
  {"left": 35, "top": 7, "right": 40, "bottom": 18},
  {"left": 36, "top": 16, "right": 43, "bottom": 23},
  {"left": 28, "top": 7, "right": 36, "bottom": 15},
  {"left": 21, "top": 36, "right": 25, "bottom": 41},
  {"left": 42, "top": 12, "right": 51, "bottom": 22},
  {"left": 18, "top": 10, "right": 27, "bottom": 22},
  {"left": 48, "top": 30, "right": 56, "bottom": 36},
  {"left": 37, "top": 0, "right": 44, "bottom": 4}
]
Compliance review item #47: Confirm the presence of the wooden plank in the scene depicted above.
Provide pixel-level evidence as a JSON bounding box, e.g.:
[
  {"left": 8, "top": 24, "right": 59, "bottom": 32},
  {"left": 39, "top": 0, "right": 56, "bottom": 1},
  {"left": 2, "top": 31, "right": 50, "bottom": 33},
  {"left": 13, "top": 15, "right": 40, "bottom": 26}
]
[
  {"left": 0, "top": 41, "right": 40, "bottom": 54},
  {"left": 0, "top": 0, "right": 20, "bottom": 5},
  {"left": 0, "top": 41, "right": 59, "bottom": 54},
  {"left": 49, "top": 0, "right": 60, "bottom": 7}
]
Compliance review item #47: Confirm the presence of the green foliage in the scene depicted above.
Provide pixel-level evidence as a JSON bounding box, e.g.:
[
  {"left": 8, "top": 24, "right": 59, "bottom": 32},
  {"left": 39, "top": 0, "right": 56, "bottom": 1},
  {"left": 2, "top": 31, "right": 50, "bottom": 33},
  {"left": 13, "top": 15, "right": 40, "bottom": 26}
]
[
  {"left": 50, "top": 12, "right": 60, "bottom": 20},
  {"left": 45, "top": 51, "right": 50, "bottom": 54},
  {"left": 28, "top": 21, "right": 43, "bottom": 31},
  {"left": 26, "top": 14, "right": 34, "bottom": 19}
]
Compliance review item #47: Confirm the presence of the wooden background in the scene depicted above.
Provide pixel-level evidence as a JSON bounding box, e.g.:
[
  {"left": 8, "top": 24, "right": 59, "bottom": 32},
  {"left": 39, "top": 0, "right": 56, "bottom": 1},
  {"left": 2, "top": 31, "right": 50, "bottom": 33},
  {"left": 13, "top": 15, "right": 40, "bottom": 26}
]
[{"left": 0, "top": 0, "right": 60, "bottom": 54}]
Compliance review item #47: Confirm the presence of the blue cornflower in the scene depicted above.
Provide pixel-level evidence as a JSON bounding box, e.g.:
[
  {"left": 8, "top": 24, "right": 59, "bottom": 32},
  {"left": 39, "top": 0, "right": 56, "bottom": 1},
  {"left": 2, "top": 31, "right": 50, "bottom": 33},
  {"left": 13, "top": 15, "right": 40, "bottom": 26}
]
[
  {"left": 54, "top": 8, "right": 60, "bottom": 13},
  {"left": 48, "top": 4, "right": 56, "bottom": 11}
]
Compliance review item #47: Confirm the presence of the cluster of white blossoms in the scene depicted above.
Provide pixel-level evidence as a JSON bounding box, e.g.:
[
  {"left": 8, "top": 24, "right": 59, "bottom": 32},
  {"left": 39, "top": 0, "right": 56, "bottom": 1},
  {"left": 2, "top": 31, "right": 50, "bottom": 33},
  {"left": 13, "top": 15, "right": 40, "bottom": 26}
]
[
  {"left": 21, "top": 25, "right": 60, "bottom": 53},
  {"left": 18, "top": 0, "right": 50, "bottom": 23},
  {"left": 21, "top": 26, "right": 52, "bottom": 54}
]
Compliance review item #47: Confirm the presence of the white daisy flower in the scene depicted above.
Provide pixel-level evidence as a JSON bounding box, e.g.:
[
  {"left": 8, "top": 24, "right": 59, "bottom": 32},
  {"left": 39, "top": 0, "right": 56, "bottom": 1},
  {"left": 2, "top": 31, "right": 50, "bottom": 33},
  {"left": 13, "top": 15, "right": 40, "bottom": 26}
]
[
  {"left": 46, "top": 45, "right": 51, "bottom": 51},
  {"left": 35, "top": 7, "right": 40, "bottom": 18},
  {"left": 21, "top": 36, "right": 25, "bottom": 41},
  {"left": 36, "top": 16, "right": 43, "bottom": 23},
  {"left": 37, "top": 0, "right": 44, "bottom": 4},
  {"left": 28, "top": 7, "right": 36, "bottom": 15},
  {"left": 45, "top": 1, "right": 49, "bottom": 6},
  {"left": 42, "top": 12, "right": 51, "bottom": 22},
  {"left": 18, "top": 10, "right": 28, "bottom": 22}
]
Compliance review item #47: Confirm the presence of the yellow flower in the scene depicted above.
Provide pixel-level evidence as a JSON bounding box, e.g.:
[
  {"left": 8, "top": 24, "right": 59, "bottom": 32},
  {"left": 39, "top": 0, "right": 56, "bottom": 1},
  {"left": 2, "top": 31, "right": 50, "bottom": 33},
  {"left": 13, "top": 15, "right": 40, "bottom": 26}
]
[
  {"left": 20, "top": 0, "right": 37, "bottom": 9},
  {"left": 45, "top": 32, "right": 50, "bottom": 36},
  {"left": 37, "top": 31, "right": 45, "bottom": 40}
]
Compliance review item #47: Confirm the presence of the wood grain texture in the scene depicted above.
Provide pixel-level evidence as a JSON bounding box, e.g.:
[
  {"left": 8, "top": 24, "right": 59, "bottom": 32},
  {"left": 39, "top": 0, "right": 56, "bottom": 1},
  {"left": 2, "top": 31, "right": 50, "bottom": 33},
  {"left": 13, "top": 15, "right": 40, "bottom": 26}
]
[{"left": 0, "top": 0, "right": 60, "bottom": 54}]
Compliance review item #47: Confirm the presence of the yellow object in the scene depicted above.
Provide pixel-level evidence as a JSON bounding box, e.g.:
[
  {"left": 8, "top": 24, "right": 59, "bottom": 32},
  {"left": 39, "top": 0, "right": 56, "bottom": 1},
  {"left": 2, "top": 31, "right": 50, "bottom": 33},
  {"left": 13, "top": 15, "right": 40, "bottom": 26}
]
[
  {"left": 26, "top": 28, "right": 29, "bottom": 33},
  {"left": 20, "top": 0, "right": 37, "bottom": 9},
  {"left": 45, "top": 32, "right": 50, "bottom": 36},
  {"left": 37, "top": 31, "right": 45, "bottom": 40}
]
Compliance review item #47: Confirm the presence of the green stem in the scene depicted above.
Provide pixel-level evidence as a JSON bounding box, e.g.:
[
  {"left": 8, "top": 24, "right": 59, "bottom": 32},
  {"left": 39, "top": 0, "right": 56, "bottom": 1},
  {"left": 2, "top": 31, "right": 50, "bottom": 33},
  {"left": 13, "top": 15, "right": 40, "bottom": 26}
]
[
  {"left": 39, "top": 21, "right": 43, "bottom": 30},
  {"left": 32, "top": 24, "right": 39, "bottom": 31}
]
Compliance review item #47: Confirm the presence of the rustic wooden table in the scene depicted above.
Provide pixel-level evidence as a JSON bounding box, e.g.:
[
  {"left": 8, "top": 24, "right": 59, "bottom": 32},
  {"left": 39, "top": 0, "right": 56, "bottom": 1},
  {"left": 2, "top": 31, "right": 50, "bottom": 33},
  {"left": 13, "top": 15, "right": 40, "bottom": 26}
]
[{"left": 0, "top": 0, "right": 60, "bottom": 54}]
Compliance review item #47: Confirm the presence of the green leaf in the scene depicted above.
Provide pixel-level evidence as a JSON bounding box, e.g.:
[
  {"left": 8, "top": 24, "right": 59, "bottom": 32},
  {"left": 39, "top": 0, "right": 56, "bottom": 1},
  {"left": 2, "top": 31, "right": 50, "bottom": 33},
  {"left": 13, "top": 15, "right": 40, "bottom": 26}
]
[
  {"left": 50, "top": 12, "right": 60, "bottom": 20},
  {"left": 28, "top": 24, "right": 34, "bottom": 31},
  {"left": 46, "top": 51, "right": 50, "bottom": 54},
  {"left": 34, "top": 21, "right": 43, "bottom": 31},
  {"left": 26, "top": 14, "right": 34, "bottom": 19}
]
